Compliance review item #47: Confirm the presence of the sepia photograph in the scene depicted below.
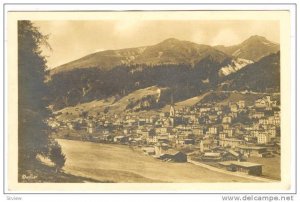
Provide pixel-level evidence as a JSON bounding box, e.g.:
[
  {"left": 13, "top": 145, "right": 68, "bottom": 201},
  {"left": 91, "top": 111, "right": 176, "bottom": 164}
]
[{"left": 4, "top": 8, "right": 295, "bottom": 193}]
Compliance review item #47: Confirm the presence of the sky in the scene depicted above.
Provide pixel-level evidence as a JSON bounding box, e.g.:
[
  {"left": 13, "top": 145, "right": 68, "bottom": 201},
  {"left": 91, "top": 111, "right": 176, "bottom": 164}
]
[{"left": 34, "top": 20, "right": 280, "bottom": 69}]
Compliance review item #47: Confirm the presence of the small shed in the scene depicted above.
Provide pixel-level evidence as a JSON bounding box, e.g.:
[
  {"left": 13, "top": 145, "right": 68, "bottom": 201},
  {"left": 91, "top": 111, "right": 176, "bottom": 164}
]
[
  {"left": 222, "top": 150, "right": 241, "bottom": 161},
  {"left": 160, "top": 150, "right": 187, "bottom": 162},
  {"left": 219, "top": 161, "right": 263, "bottom": 176},
  {"left": 237, "top": 145, "right": 267, "bottom": 157}
]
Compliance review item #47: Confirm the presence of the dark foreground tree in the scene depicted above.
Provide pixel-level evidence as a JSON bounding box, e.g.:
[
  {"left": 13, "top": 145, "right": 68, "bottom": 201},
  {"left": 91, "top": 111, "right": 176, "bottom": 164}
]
[
  {"left": 49, "top": 141, "right": 66, "bottom": 172},
  {"left": 18, "top": 21, "right": 65, "bottom": 175}
]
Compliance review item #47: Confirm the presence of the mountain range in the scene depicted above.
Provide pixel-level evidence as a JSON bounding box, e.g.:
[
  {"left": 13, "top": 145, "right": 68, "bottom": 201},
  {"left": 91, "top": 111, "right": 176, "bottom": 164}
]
[
  {"left": 48, "top": 35, "right": 280, "bottom": 110},
  {"left": 51, "top": 38, "right": 230, "bottom": 74},
  {"left": 51, "top": 35, "right": 279, "bottom": 74}
]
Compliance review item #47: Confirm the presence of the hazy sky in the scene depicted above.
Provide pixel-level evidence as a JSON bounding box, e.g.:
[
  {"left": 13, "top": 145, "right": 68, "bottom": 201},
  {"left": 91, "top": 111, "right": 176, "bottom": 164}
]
[{"left": 34, "top": 20, "right": 280, "bottom": 68}]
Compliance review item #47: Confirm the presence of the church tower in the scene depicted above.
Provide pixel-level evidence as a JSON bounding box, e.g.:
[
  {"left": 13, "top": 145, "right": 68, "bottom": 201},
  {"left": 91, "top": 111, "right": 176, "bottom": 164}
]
[
  {"left": 169, "top": 94, "right": 176, "bottom": 127},
  {"left": 169, "top": 94, "right": 175, "bottom": 117}
]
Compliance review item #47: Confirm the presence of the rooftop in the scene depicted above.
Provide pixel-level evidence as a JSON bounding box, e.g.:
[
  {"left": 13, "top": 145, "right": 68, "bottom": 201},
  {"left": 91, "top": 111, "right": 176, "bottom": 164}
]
[
  {"left": 162, "top": 149, "right": 182, "bottom": 156},
  {"left": 221, "top": 138, "right": 244, "bottom": 142},
  {"left": 204, "top": 152, "right": 221, "bottom": 157},
  {"left": 219, "top": 161, "right": 262, "bottom": 168},
  {"left": 227, "top": 150, "right": 240, "bottom": 157},
  {"left": 237, "top": 145, "right": 267, "bottom": 150}
]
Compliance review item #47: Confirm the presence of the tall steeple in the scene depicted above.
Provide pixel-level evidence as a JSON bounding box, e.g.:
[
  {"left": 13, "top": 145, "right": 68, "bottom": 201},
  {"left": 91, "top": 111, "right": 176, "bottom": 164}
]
[{"left": 170, "top": 94, "right": 175, "bottom": 117}]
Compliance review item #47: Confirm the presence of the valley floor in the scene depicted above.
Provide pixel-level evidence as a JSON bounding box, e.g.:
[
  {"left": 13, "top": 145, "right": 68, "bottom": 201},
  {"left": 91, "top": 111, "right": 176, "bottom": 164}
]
[{"left": 57, "top": 139, "right": 266, "bottom": 183}]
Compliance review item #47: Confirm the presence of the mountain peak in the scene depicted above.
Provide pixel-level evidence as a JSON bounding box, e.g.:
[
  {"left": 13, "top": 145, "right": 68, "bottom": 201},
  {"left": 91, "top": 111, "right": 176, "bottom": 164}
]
[
  {"left": 242, "top": 35, "right": 272, "bottom": 45},
  {"left": 214, "top": 35, "right": 279, "bottom": 62},
  {"left": 161, "top": 38, "right": 181, "bottom": 43},
  {"left": 157, "top": 38, "right": 202, "bottom": 48},
  {"left": 158, "top": 38, "right": 183, "bottom": 46},
  {"left": 248, "top": 35, "right": 267, "bottom": 40}
]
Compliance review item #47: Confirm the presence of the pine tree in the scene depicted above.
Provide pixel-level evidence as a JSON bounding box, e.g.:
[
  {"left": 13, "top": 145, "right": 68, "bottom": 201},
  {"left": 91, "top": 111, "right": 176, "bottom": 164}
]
[
  {"left": 18, "top": 21, "right": 65, "bottom": 173},
  {"left": 18, "top": 20, "right": 50, "bottom": 164}
]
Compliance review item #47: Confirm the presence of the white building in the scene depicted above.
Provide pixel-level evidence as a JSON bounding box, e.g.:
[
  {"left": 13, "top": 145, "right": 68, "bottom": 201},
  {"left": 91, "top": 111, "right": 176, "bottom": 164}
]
[
  {"left": 257, "top": 132, "right": 271, "bottom": 144},
  {"left": 208, "top": 126, "right": 218, "bottom": 135},
  {"left": 222, "top": 116, "right": 232, "bottom": 124},
  {"left": 219, "top": 138, "right": 244, "bottom": 148}
]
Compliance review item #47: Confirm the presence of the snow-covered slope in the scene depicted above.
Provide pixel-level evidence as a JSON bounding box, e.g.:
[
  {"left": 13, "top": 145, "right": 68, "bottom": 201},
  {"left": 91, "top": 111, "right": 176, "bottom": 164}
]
[{"left": 218, "top": 58, "right": 253, "bottom": 77}]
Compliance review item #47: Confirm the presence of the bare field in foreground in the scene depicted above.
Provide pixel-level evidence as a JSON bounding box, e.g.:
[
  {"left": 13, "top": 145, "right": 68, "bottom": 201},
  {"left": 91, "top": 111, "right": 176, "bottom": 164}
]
[
  {"left": 57, "top": 139, "right": 262, "bottom": 183},
  {"left": 248, "top": 156, "right": 281, "bottom": 180}
]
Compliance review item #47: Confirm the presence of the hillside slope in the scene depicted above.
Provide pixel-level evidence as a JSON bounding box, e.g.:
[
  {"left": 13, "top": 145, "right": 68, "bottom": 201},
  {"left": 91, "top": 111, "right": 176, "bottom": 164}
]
[
  {"left": 55, "top": 86, "right": 171, "bottom": 119},
  {"left": 225, "top": 52, "right": 280, "bottom": 92},
  {"left": 48, "top": 36, "right": 280, "bottom": 110}
]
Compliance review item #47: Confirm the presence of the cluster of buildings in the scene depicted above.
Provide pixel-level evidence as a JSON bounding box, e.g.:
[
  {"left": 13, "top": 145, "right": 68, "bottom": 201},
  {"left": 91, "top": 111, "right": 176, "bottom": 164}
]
[{"left": 49, "top": 95, "right": 280, "bottom": 176}]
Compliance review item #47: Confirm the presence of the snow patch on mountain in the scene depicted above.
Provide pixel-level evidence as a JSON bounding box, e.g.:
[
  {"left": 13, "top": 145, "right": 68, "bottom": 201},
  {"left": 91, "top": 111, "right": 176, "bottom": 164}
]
[
  {"left": 232, "top": 49, "right": 241, "bottom": 56},
  {"left": 261, "top": 41, "right": 277, "bottom": 47},
  {"left": 218, "top": 58, "right": 253, "bottom": 77}
]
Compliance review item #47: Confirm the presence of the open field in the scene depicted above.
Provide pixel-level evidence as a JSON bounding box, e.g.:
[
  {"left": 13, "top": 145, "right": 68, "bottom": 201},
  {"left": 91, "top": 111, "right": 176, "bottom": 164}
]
[
  {"left": 58, "top": 139, "right": 263, "bottom": 183},
  {"left": 248, "top": 156, "right": 281, "bottom": 180}
]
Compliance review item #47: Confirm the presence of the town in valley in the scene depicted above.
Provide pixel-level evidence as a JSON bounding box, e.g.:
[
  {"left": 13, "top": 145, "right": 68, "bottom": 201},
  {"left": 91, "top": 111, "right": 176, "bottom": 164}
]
[
  {"left": 19, "top": 19, "right": 282, "bottom": 183},
  {"left": 49, "top": 91, "right": 280, "bottom": 179}
]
